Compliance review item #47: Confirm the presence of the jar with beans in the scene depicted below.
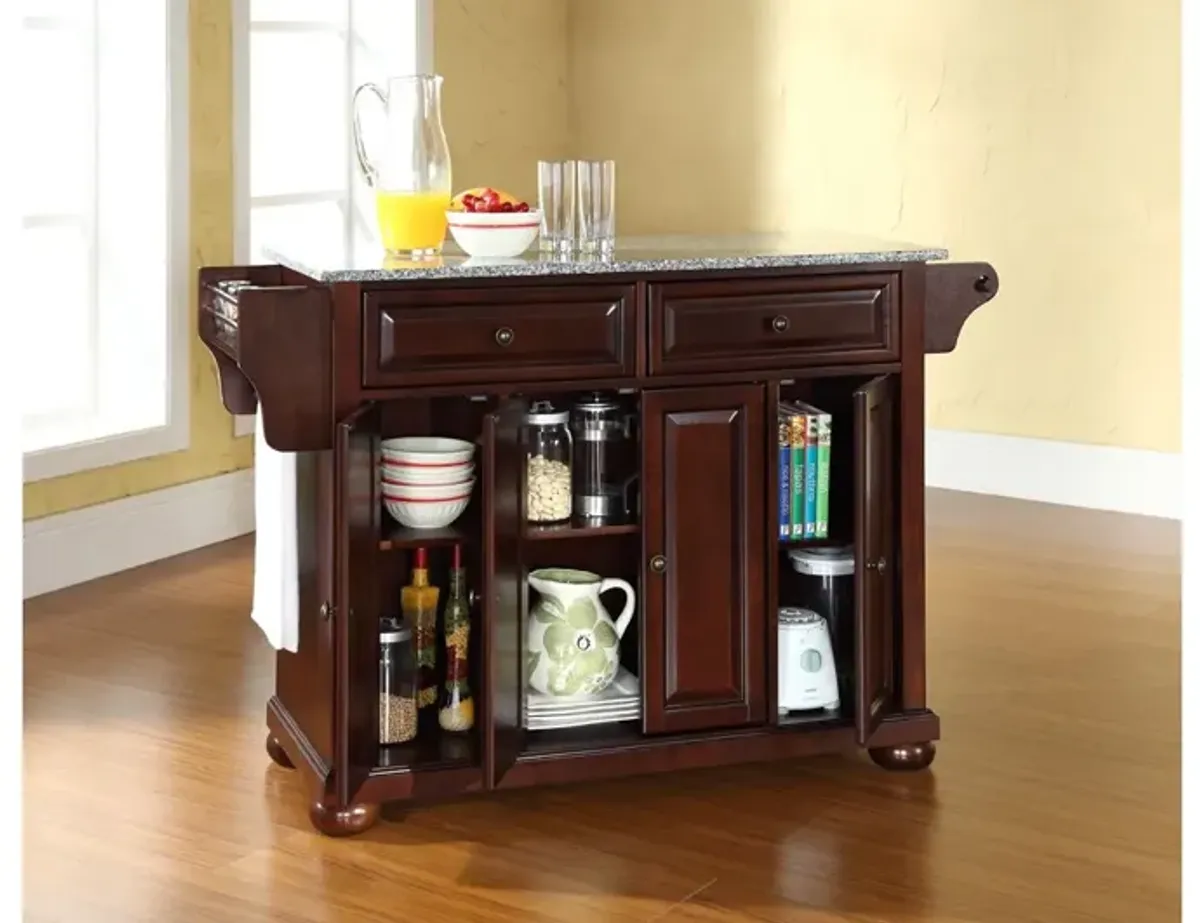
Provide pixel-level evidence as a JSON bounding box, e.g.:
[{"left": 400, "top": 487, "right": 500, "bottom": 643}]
[{"left": 523, "top": 400, "right": 573, "bottom": 523}]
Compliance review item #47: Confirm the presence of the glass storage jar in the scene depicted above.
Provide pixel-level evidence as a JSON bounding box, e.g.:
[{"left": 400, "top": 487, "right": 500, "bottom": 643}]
[
  {"left": 379, "top": 616, "right": 418, "bottom": 744},
  {"left": 523, "top": 400, "right": 573, "bottom": 523}
]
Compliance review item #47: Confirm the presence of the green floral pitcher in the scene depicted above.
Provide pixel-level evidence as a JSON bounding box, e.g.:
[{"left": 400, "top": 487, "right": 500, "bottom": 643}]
[{"left": 525, "top": 568, "right": 636, "bottom": 698}]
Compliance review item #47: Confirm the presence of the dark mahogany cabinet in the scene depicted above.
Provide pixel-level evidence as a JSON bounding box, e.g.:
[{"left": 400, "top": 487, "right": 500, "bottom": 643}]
[
  {"left": 641, "top": 384, "right": 766, "bottom": 735},
  {"left": 199, "top": 253, "right": 998, "bottom": 837}
]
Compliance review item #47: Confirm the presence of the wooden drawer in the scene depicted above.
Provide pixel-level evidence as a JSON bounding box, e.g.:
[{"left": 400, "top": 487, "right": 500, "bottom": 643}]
[
  {"left": 648, "top": 275, "right": 897, "bottom": 375},
  {"left": 363, "top": 284, "right": 637, "bottom": 387}
]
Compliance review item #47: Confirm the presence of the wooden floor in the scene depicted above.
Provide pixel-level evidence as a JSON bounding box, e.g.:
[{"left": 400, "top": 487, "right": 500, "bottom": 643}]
[{"left": 24, "top": 490, "right": 1180, "bottom": 923}]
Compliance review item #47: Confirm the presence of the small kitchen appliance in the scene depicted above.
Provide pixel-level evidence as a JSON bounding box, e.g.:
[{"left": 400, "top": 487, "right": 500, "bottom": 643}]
[
  {"left": 777, "top": 608, "right": 840, "bottom": 713},
  {"left": 569, "top": 391, "right": 637, "bottom": 524},
  {"left": 787, "top": 545, "right": 855, "bottom": 706}
]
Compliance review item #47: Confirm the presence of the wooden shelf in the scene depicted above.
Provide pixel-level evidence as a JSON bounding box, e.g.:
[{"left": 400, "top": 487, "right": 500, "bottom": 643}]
[
  {"left": 379, "top": 513, "right": 477, "bottom": 551},
  {"left": 376, "top": 729, "right": 478, "bottom": 771},
  {"left": 778, "top": 537, "right": 851, "bottom": 549},
  {"left": 776, "top": 708, "right": 851, "bottom": 731},
  {"left": 523, "top": 521, "right": 640, "bottom": 542},
  {"left": 522, "top": 720, "right": 644, "bottom": 756}
]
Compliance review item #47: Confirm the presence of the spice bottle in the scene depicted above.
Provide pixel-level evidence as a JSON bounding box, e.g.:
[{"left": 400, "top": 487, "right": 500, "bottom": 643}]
[
  {"left": 379, "top": 617, "right": 418, "bottom": 744},
  {"left": 402, "top": 547, "right": 440, "bottom": 709},
  {"left": 438, "top": 544, "right": 475, "bottom": 732}
]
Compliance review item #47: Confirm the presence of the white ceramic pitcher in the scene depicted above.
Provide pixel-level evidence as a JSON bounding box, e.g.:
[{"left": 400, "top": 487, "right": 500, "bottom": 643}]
[{"left": 525, "top": 568, "right": 635, "bottom": 698}]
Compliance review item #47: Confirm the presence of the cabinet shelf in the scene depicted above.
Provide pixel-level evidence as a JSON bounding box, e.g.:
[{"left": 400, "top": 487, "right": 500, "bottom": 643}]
[
  {"left": 776, "top": 709, "right": 851, "bottom": 731},
  {"left": 522, "top": 721, "right": 644, "bottom": 757},
  {"left": 379, "top": 514, "right": 478, "bottom": 551},
  {"left": 522, "top": 521, "right": 640, "bottom": 542},
  {"left": 376, "top": 730, "right": 478, "bottom": 771}
]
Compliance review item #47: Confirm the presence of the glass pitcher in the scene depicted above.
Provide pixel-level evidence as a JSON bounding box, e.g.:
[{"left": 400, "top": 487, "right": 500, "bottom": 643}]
[{"left": 352, "top": 74, "right": 452, "bottom": 259}]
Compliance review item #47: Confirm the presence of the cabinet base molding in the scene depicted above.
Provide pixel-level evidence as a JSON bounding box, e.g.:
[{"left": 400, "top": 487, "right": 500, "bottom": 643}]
[{"left": 265, "top": 735, "right": 294, "bottom": 769}]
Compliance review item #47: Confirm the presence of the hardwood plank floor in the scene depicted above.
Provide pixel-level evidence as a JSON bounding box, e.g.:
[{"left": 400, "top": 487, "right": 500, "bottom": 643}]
[{"left": 23, "top": 489, "right": 1180, "bottom": 922}]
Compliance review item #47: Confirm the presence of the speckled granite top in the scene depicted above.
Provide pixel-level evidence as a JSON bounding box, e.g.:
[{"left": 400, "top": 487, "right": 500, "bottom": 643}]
[{"left": 261, "top": 233, "right": 948, "bottom": 283}]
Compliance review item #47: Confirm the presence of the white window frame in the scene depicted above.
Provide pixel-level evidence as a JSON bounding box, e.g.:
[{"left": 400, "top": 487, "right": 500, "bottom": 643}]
[
  {"left": 230, "top": 0, "right": 432, "bottom": 438},
  {"left": 21, "top": 1, "right": 191, "bottom": 483}
]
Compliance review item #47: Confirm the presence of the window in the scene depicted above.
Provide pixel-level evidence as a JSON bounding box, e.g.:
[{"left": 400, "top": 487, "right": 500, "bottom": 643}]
[
  {"left": 231, "top": 0, "right": 428, "bottom": 436},
  {"left": 20, "top": 0, "right": 189, "bottom": 482}
]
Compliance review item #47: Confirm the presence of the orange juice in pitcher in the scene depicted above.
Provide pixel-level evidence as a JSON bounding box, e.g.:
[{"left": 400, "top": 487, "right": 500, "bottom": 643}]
[
  {"left": 375, "top": 190, "right": 451, "bottom": 255},
  {"left": 353, "top": 75, "right": 452, "bottom": 259}
]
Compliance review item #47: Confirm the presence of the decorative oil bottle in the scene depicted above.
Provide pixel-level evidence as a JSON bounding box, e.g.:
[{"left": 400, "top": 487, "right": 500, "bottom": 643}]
[
  {"left": 402, "top": 547, "right": 440, "bottom": 710},
  {"left": 438, "top": 544, "right": 474, "bottom": 732}
]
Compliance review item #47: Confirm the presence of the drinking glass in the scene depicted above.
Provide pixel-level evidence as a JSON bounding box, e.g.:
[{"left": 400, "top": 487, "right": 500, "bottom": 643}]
[
  {"left": 576, "top": 160, "right": 616, "bottom": 254},
  {"left": 537, "top": 160, "right": 576, "bottom": 253}
]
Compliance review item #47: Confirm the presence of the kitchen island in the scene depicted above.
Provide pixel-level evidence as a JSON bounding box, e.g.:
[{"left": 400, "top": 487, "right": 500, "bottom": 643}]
[{"left": 198, "top": 234, "right": 998, "bottom": 837}]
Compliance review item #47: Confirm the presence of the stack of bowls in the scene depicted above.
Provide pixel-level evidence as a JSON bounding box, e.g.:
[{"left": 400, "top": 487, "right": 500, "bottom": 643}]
[{"left": 380, "top": 436, "right": 476, "bottom": 529}]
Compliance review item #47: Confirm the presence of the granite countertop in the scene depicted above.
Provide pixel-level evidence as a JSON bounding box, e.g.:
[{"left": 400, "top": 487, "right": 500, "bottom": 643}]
[{"left": 262, "top": 232, "right": 949, "bottom": 284}]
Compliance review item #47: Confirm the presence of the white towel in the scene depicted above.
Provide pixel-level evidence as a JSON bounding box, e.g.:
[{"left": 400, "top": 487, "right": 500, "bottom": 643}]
[{"left": 250, "top": 410, "right": 300, "bottom": 652}]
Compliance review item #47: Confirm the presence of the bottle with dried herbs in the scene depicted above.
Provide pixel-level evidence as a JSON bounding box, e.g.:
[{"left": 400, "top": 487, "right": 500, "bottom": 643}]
[
  {"left": 402, "top": 547, "right": 440, "bottom": 709},
  {"left": 438, "top": 543, "right": 475, "bottom": 732}
]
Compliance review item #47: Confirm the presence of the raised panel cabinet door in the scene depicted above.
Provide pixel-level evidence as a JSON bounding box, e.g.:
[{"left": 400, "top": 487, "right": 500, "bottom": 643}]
[
  {"left": 643, "top": 385, "right": 767, "bottom": 734},
  {"left": 482, "top": 400, "right": 525, "bottom": 787},
  {"left": 333, "top": 403, "right": 381, "bottom": 805},
  {"left": 854, "top": 376, "right": 897, "bottom": 744}
]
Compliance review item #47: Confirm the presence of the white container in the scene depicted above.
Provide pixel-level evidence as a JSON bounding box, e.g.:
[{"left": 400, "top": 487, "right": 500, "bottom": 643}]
[
  {"left": 777, "top": 608, "right": 840, "bottom": 713},
  {"left": 382, "top": 479, "right": 475, "bottom": 500},
  {"left": 447, "top": 209, "right": 541, "bottom": 258},
  {"left": 381, "top": 462, "right": 474, "bottom": 486},
  {"left": 380, "top": 436, "right": 475, "bottom": 467},
  {"left": 382, "top": 493, "right": 472, "bottom": 529}
]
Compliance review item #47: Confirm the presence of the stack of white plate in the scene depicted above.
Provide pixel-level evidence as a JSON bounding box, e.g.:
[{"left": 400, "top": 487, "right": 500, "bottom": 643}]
[{"left": 524, "top": 667, "right": 641, "bottom": 730}]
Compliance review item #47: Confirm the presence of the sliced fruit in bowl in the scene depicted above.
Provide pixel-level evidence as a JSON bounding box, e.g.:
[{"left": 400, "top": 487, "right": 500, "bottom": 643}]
[{"left": 447, "top": 186, "right": 540, "bottom": 257}]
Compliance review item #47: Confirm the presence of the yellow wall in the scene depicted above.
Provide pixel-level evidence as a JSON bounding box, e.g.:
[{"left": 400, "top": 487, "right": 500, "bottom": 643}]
[
  {"left": 436, "top": 0, "right": 571, "bottom": 207},
  {"left": 569, "top": 0, "right": 1180, "bottom": 452},
  {"left": 23, "top": 0, "right": 252, "bottom": 520}
]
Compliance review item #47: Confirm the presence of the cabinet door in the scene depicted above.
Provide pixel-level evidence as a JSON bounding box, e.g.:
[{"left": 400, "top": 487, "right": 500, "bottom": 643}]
[
  {"left": 643, "top": 385, "right": 766, "bottom": 734},
  {"left": 853, "top": 376, "right": 897, "bottom": 744},
  {"left": 482, "top": 400, "right": 525, "bottom": 786},
  {"left": 333, "top": 402, "right": 380, "bottom": 805}
]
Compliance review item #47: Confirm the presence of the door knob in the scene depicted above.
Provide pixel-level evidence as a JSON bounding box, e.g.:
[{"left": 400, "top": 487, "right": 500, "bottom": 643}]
[
  {"left": 866, "top": 557, "right": 887, "bottom": 572},
  {"left": 649, "top": 555, "right": 667, "bottom": 574},
  {"left": 771, "top": 315, "right": 790, "bottom": 333},
  {"left": 494, "top": 326, "right": 515, "bottom": 347}
]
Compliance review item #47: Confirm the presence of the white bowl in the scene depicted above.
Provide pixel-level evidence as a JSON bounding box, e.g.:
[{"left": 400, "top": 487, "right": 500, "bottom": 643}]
[
  {"left": 380, "top": 462, "right": 474, "bottom": 486},
  {"left": 383, "top": 479, "right": 475, "bottom": 501},
  {"left": 447, "top": 209, "right": 541, "bottom": 258},
  {"left": 382, "top": 494, "right": 472, "bottom": 530},
  {"left": 380, "top": 436, "right": 476, "bottom": 467}
]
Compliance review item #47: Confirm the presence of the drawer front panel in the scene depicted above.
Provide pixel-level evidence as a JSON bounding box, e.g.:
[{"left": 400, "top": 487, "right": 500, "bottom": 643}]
[
  {"left": 364, "top": 285, "right": 637, "bottom": 386},
  {"left": 649, "top": 275, "right": 897, "bottom": 375}
]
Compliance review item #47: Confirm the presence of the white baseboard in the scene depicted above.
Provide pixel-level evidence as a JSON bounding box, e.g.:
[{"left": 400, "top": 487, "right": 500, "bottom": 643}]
[
  {"left": 23, "top": 469, "right": 255, "bottom": 599},
  {"left": 926, "top": 429, "right": 1182, "bottom": 520}
]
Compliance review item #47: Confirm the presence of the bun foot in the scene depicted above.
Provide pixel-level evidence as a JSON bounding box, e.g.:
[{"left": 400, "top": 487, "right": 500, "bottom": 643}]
[
  {"left": 869, "top": 741, "right": 936, "bottom": 772},
  {"left": 266, "top": 735, "right": 294, "bottom": 769},
  {"left": 309, "top": 798, "right": 380, "bottom": 837}
]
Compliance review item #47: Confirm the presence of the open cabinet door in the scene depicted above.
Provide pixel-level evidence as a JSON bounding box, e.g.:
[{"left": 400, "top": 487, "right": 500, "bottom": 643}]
[
  {"left": 853, "top": 377, "right": 896, "bottom": 745},
  {"left": 333, "top": 402, "right": 380, "bottom": 805},
  {"left": 483, "top": 400, "right": 525, "bottom": 787}
]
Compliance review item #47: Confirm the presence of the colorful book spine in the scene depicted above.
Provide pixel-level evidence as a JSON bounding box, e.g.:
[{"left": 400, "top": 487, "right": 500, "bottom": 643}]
[
  {"left": 814, "top": 411, "right": 832, "bottom": 539},
  {"left": 788, "top": 406, "right": 807, "bottom": 539},
  {"left": 803, "top": 414, "right": 818, "bottom": 538},
  {"left": 776, "top": 409, "right": 793, "bottom": 540},
  {"left": 791, "top": 402, "right": 833, "bottom": 540}
]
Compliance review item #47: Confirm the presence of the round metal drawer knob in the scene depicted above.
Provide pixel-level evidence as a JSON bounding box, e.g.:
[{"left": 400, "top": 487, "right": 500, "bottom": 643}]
[
  {"left": 866, "top": 557, "right": 887, "bottom": 572},
  {"left": 649, "top": 555, "right": 667, "bottom": 574},
  {"left": 771, "top": 315, "right": 790, "bottom": 333},
  {"left": 494, "top": 326, "right": 515, "bottom": 347}
]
